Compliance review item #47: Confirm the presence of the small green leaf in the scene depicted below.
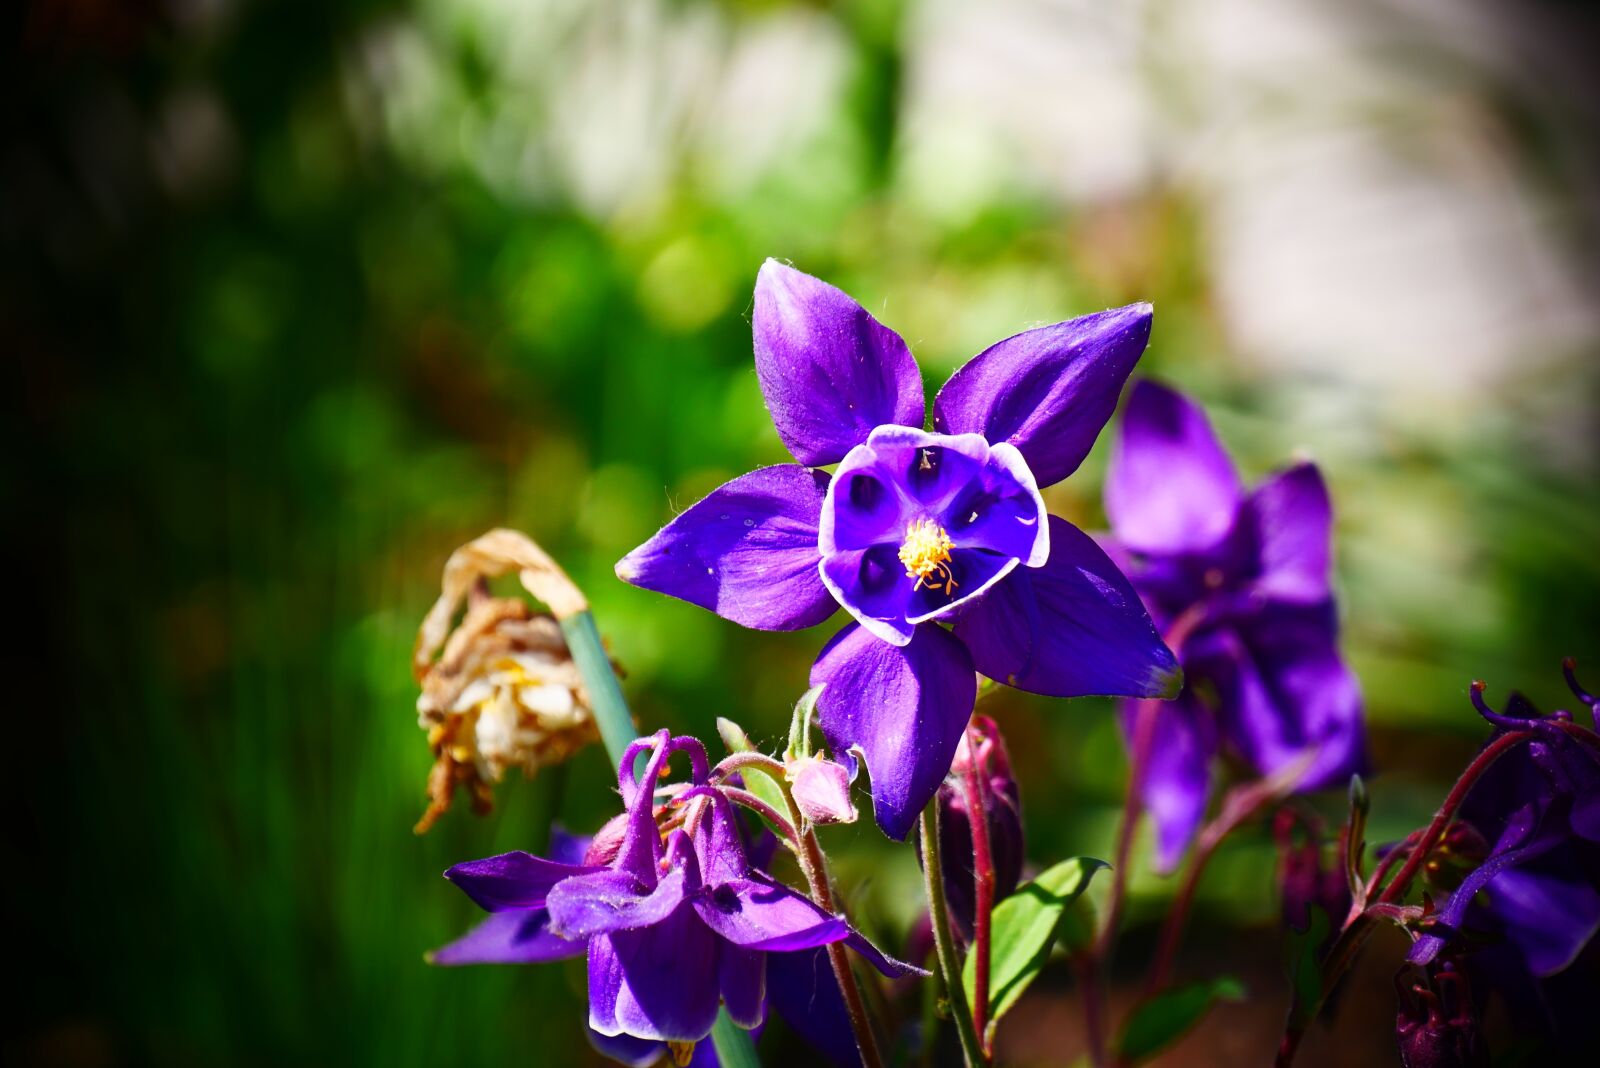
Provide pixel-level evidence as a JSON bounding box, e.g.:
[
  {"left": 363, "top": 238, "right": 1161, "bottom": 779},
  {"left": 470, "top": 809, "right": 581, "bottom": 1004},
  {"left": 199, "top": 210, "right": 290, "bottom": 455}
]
[
  {"left": 715, "top": 717, "right": 789, "bottom": 819},
  {"left": 962, "top": 857, "right": 1107, "bottom": 1023},
  {"left": 1115, "top": 976, "right": 1246, "bottom": 1064}
]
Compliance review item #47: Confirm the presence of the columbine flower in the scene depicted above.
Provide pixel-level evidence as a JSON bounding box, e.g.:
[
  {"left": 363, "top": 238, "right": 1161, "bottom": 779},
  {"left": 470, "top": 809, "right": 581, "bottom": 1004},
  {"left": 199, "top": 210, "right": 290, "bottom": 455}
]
[
  {"left": 1100, "top": 380, "right": 1366, "bottom": 870},
  {"left": 432, "top": 729, "right": 918, "bottom": 1060},
  {"left": 413, "top": 529, "right": 602, "bottom": 832},
  {"left": 936, "top": 715, "right": 1024, "bottom": 940},
  {"left": 1409, "top": 678, "right": 1600, "bottom": 991},
  {"left": 617, "top": 261, "right": 1178, "bottom": 838}
]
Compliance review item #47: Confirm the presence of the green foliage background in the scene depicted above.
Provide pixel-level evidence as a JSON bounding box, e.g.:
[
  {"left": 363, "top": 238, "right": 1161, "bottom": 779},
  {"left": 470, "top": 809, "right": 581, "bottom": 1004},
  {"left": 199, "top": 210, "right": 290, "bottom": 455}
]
[{"left": 6, "top": 0, "right": 1596, "bottom": 1064}]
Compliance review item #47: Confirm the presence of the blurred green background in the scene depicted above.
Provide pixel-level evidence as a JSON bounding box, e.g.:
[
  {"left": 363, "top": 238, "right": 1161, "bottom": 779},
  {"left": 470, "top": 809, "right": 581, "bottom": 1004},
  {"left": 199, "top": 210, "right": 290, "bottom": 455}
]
[{"left": 6, "top": 0, "right": 1597, "bottom": 1065}]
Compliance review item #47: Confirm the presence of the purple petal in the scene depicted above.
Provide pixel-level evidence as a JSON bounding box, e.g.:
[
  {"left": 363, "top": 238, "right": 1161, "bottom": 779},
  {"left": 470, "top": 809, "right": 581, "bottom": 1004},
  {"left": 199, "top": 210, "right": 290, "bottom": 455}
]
[
  {"left": 693, "top": 876, "right": 848, "bottom": 951},
  {"left": 1243, "top": 462, "right": 1333, "bottom": 604},
  {"left": 1215, "top": 605, "right": 1367, "bottom": 791},
  {"left": 616, "top": 465, "right": 837, "bottom": 631},
  {"left": 752, "top": 260, "right": 925, "bottom": 466},
  {"left": 589, "top": 903, "right": 723, "bottom": 1043},
  {"left": 586, "top": 1027, "right": 666, "bottom": 1068},
  {"left": 955, "top": 517, "right": 1181, "bottom": 700},
  {"left": 768, "top": 947, "right": 863, "bottom": 1067},
  {"left": 1120, "top": 693, "right": 1217, "bottom": 873},
  {"left": 444, "top": 851, "right": 602, "bottom": 913},
  {"left": 549, "top": 824, "right": 595, "bottom": 867},
  {"left": 811, "top": 623, "right": 978, "bottom": 841},
  {"left": 547, "top": 864, "right": 690, "bottom": 940},
  {"left": 843, "top": 928, "right": 930, "bottom": 979},
  {"left": 615, "top": 730, "right": 677, "bottom": 881},
  {"left": 933, "top": 304, "right": 1152, "bottom": 489},
  {"left": 1104, "top": 379, "right": 1242, "bottom": 555},
  {"left": 694, "top": 793, "right": 754, "bottom": 887},
  {"left": 719, "top": 944, "right": 767, "bottom": 1029},
  {"left": 818, "top": 546, "right": 916, "bottom": 646},
  {"left": 1486, "top": 856, "right": 1600, "bottom": 977},
  {"left": 429, "top": 909, "right": 586, "bottom": 965}
]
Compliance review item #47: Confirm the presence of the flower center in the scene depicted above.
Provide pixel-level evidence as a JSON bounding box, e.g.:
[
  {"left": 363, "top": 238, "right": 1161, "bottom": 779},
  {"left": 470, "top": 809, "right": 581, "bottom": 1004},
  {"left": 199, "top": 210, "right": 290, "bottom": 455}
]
[{"left": 898, "top": 518, "right": 957, "bottom": 593}]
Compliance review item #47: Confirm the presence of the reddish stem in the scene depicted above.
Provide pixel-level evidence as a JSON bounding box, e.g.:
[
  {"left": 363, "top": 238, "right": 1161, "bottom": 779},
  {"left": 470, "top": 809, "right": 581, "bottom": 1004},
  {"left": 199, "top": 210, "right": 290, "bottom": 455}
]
[
  {"left": 1374, "top": 728, "right": 1531, "bottom": 905},
  {"left": 962, "top": 724, "right": 997, "bottom": 1057},
  {"left": 1085, "top": 605, "right": 1206, "bottom": 1067}
]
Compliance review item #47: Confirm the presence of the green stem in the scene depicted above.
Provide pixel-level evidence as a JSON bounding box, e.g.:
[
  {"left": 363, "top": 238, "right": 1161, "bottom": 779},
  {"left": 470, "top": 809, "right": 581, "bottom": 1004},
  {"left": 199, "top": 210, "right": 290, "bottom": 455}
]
[
  {"left": 559, "top": 606, "right": 761, "bottom": 1066},
  {"left": 711, "top": 1012, "right": 763, "bottom": 1068},
  {"left": 559, "top": 610, "right": 635, "bottom": 767},
  {"left": 920, "top": 801, "right": 986, "bottom": 1067}
]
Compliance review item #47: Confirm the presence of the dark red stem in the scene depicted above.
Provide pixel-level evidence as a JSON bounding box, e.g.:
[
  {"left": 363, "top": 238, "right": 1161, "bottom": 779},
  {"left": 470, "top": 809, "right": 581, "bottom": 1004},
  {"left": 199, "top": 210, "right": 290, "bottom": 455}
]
[
  {"left": 1375, "top": 728, "right": 1531, "bottom": 905},
  {"left": 962, "top": 724, "right": 997, "bottom": 1057}
]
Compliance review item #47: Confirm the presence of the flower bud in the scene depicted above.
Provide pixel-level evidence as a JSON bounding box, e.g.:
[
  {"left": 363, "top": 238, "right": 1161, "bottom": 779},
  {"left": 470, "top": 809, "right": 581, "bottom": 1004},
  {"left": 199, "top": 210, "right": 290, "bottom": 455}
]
[
  {"left": 1395, "top": 962, "right": 1486, "bottom": 1068},
  {"left": 1274, "top": 810, "right": 1350, "bottom": 940},
  {"left": 937, "top": 716, "right": 1023, "bottom": 941},
  {"left": 785, "top": 753, "right": 858, "bottom": 826}
]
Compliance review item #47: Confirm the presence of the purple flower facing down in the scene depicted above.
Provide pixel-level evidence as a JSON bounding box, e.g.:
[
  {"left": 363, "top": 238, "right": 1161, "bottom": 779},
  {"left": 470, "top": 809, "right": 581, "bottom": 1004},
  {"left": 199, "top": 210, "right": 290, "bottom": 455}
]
[
  {"left": 432, "top": 730, "right": 920, "bottom": 1064},
  {"left": 1409, "top": 684, "right": 1600, "bottom": 984},
  {"left": 617, "top": 261, "right": 1179, "bottom": 839},
  {"left": 1101, "top": 380, "right": 1367, "bottom": 871}
]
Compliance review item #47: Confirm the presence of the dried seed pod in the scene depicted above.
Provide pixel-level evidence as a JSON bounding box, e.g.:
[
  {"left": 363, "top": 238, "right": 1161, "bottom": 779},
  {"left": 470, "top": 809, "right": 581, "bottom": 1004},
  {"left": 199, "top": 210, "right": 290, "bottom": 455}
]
[{"left": 412, "top": 529, "right": 605, "bottom": 833}]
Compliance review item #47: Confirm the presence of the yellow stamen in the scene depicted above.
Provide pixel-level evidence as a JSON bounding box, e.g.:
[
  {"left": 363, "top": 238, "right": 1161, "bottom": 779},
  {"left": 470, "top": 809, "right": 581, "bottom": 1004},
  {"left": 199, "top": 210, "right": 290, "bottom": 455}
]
[
  {"left": 667, "top": 1040, "right": 697, "bottom": 1066},
  {"left": 898, "top": 518, "right": 958, "bottom": 594}
]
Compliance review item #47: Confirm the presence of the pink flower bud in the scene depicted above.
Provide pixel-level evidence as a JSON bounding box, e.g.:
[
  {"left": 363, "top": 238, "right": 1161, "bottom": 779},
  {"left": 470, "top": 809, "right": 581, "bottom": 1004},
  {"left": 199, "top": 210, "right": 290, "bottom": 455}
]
[{"left": 786, "top": 754, "right": 858, "bottom": 825}]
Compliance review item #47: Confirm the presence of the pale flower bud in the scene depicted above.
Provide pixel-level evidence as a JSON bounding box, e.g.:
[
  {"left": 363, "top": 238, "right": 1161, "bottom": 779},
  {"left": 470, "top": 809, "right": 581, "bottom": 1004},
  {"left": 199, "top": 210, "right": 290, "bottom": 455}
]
[{"left": 785, "top": 754, "right": 858, "bottom": 826}]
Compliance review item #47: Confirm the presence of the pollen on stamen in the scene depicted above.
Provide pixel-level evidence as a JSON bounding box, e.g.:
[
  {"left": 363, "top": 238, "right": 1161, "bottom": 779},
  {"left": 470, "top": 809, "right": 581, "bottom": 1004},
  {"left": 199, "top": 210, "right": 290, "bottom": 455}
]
[{"left": 899, "top": 518, "right": 958, "bottom": 594}]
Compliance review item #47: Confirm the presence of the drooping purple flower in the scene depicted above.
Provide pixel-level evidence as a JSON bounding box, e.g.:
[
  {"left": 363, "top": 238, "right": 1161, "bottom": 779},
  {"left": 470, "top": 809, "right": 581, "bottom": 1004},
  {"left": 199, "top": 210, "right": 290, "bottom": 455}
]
[
  {"left": 617, "top": 261, "right": 1179, "bottom": 839},
  {"left": 1101, "top": 380, "right": 1367, "bottom": 871},
  {"left": 935, "top": 715, "right": 1024, "bottom": 940},
  {"left": 432, "top": 729, "right": 919, "bottom": 1063},
  {"left": 1409, "top": 682, "right": 1600, "bottom": 986}
]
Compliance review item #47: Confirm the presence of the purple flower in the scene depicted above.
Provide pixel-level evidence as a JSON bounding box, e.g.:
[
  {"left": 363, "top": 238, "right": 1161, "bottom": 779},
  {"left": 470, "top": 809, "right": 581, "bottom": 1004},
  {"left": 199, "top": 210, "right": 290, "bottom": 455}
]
[
  {"left": 617, "top": 261, "right": 1179, "bottom": 838},
  {"left": 936, "top": 715, "right": 1024, "bottom": 940},
  {"left": 431, "top": 730, "right": 919, "bottom": 1062},
  {"left": 1409, "top": 683, "right": 1600, "bottom": 983},
  {"left": 1101, "top": 380, "right": 1367, "bottom": 871}
]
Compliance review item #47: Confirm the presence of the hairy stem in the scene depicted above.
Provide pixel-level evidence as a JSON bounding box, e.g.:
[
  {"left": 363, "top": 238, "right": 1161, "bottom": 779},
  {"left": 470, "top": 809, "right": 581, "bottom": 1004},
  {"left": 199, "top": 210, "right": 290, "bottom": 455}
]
[
  {"left": 1374, "top": 729, "right": 1531, "bottom": 905},
  {"left": 921, "top": 801, "right": 987, "bottom": 1067},
  {"left": 782, "top": 795, "right": 885, "bottom": 1068}
]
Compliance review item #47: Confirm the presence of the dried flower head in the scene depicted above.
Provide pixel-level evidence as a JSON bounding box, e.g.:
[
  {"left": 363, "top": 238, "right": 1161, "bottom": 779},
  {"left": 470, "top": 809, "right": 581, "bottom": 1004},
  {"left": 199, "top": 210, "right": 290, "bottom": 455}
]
[{"left": 412, "top": 529, "right": 603, "bottom": 833}]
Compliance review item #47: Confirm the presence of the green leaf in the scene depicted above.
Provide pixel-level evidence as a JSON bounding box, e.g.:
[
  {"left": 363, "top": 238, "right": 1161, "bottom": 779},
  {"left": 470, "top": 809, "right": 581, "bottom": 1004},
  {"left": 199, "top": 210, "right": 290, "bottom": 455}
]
[
  {"left": 1284, "top": 907, "right": 1332, "bottom": 1028},
  {"left": 1115, "top": 976, "right": 1247, "bottom": 1064},
  {"left": 962, "top": 857, "right": 1106, "bottom": 1023},
  {"left": 715, "top": 717, "right": 789, "bottom": 820}
]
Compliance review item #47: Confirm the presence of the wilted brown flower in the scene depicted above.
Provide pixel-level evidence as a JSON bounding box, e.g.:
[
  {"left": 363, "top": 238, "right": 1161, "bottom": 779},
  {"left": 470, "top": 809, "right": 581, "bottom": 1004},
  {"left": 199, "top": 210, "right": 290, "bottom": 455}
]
[{"left": 412, "top": 529, "right": 605, "bottom": 833}]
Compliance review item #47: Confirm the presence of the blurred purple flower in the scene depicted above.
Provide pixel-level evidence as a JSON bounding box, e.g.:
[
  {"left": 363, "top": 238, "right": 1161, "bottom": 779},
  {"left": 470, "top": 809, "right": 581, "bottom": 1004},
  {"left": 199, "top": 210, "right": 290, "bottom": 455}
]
[
  {"left": 432, "top": 729, "right": 919, "bottom": 1063},
  {"left": 1101, "top": 380, "right": 1367, "bottom": 871},
  {"left": 936, "top": 715, "right": 1024, "bottom": 940},
  {"left": 618, "top": 261, "right": 1178, "bottom": 839}
]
